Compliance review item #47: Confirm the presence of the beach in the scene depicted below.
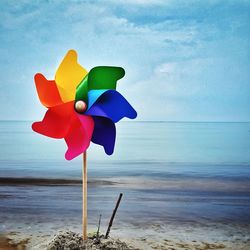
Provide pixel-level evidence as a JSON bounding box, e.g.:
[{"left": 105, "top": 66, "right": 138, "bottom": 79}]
[
  {"left": 0, "top": 174, "right": 250, "bottom": 249},
  {"left": 0, "top": 121, "right": 250, "bottom": 249}
]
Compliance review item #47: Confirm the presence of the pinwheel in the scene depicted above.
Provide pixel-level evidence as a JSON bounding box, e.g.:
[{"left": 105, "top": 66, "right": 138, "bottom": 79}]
[{"left": 32, "top": 50, "right": 137, "bottom": 239}]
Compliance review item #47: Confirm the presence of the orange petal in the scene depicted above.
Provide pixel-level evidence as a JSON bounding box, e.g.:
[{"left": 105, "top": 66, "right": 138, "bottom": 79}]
[{"left": 34, "top": 73, "right": 63, "bottom": 107}]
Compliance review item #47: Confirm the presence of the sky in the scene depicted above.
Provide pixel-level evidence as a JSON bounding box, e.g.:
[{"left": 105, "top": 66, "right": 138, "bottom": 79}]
[{"left": 0, "top": 0, "right": 249, "bottom": 122}]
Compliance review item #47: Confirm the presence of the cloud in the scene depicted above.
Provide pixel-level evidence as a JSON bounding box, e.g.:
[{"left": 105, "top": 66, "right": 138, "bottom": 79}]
[
  {"left": 0, "top": 0, "right": 249, "bottom": 121},
  {"left": 127, "top": 52, "right": 250, "bottom": 121}
]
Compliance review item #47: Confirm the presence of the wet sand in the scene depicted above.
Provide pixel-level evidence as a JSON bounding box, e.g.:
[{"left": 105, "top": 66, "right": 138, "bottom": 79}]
[
  {"left": 0, "top": 234, "right": 28, "bottom": 250},
  {"left": 0, "top": 177, "right": 116, "bottom": 186}
]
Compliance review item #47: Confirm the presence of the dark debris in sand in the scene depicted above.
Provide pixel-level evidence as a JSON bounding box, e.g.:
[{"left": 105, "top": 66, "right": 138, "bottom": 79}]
[{"left": 47, "top": 231, "right": 136, "bottom": 250}]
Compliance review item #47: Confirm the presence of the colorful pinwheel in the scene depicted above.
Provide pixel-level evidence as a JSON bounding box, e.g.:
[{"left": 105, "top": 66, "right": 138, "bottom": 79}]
[
  {"left": 32, "top": 50, "right": 137, "bottom": 240},
  {"left": 32, "top": 50, "right": 137, "bottom": 160}
]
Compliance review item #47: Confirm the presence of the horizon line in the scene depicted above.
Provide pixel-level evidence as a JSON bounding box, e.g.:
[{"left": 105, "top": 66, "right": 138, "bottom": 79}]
[{"left": 0, "top": 119, "right": 250, "bottom": 123}]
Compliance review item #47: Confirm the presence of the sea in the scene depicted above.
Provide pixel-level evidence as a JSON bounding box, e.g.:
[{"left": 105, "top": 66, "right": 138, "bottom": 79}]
[{"left": 0, "top": 121, "right": 250, "bottom": 235}]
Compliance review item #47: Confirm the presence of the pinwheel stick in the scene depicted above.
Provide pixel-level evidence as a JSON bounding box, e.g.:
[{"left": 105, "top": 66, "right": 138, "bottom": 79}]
[{"left": 83, "top": 151, "right": 87, "bottom": 240}]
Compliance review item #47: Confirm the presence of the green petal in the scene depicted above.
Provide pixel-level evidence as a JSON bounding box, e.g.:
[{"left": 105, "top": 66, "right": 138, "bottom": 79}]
[
  {"left": 75, "top": 74, "right": 88, "bottom": 103},
  {"left": 88, "top": 66, "right": 125, "bottom": 90}
]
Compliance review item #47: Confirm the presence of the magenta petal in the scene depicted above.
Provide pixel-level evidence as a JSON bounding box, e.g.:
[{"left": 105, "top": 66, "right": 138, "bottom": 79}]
[
  {"left": 91, "top": 116, "right": 116, "bottom": 155},
  {"left": 85, "top": 90, "right": 137, "bottom": 123},
  {"left": 64, "top": 113, "right": 94, "bottom": 160}
]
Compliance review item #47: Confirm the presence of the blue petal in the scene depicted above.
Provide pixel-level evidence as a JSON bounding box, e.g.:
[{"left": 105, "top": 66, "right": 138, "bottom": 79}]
[
  {"left": 91, "top": 116, "right": 116, "bottom": 155},
  {"left": 85, "top": 90, "right": 137, "bottom": 123},
  {"left": 87, "top": 89, "right": 108, "bottom": 109}
]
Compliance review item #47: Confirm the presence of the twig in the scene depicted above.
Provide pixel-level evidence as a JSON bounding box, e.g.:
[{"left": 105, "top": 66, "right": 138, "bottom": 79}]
[
  {"left": 105, "top": 193, "right": 123, "bottom": 239},
  {"left": 97, "top": 214, "right": 102, "bottom": 239}
]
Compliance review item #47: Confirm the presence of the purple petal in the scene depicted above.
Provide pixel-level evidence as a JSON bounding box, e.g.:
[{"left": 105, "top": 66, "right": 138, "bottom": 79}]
[
  {"left": 85, "top": 90, "right": 137, "bottom": 123},
  {"left": 91, "top": 116, "right": 116, "bottom": 155}
]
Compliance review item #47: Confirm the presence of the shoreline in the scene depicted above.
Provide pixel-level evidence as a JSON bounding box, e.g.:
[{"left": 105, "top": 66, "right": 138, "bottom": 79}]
[
  {"left": 1, "top": 176, "right": 249, "bottom": 191},
  {"left": 0, "top": 177, "right": 116, "bottom": 186}
]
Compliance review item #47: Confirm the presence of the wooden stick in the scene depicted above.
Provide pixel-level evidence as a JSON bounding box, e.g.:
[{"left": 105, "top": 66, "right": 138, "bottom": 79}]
[
  {"left": 83, "top": 151, "right": 87, "bottom": 240},
  {"left": 105, "top": 193, "right": 123, "bottom": 239}
]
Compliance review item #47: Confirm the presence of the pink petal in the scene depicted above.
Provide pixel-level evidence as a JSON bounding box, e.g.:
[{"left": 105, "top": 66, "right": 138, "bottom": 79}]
[{"left": 64, "top": 114, "right": 94, "bottom": 160}]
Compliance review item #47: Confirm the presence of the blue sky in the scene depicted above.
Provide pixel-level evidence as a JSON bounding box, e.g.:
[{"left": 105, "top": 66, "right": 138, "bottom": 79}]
[{"left": 0, "top": 0, "right": 249, "bottom": 121}]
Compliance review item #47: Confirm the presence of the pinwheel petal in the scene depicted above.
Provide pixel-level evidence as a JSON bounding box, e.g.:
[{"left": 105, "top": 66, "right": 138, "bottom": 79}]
[
  {"left": 91, "top": 117, "right": 116, "bottom": 155},
  {"left": 75, "top": 75, "right": 89, "bottom": 103},
  {"left": 55, "top": 50, "right": 88, "bottom": 102},
  {"left": 64, "top": 114, "right": 94, "bottom": 160},
  {"left": 87, "top": 89, "right": 108, "bottom": 108},
  {"left": 32, "top": 102, "right": 74, "bottom": 139},
  {"left": 85, "top": 90, "right": 137, "bottom": 123},
  {"left": 88, "top": 66, "right": 125, "bottom": 90},
  {"left": 34, "top": 73, "right": 62, "bottom": 107}
]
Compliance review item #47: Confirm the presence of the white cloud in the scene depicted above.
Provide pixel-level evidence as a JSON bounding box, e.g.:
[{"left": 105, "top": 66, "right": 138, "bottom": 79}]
[{"left": 0, "top": 0, "right": 249, "bottom": 121}]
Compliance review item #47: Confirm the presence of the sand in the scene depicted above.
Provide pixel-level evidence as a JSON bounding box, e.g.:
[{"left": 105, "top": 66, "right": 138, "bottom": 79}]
[
  {"left": 1, "top": 222, "right": 249, "bottom": 250},
  {"left": 46, "top": 231, "right": 134, "bottom": 250},
  {"left": 0, "top": 234, "right": 28, "bottom": 250}
]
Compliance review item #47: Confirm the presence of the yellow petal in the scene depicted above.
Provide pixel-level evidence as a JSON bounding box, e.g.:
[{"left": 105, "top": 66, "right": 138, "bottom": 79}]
[{"left": 55, "top": 50, "right": 88, "bottom": 102}]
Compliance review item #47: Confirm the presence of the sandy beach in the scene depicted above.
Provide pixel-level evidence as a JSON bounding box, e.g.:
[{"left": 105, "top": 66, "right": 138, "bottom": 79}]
[{"left": 1, "top": 221, "right": 250, "bottom": 249}]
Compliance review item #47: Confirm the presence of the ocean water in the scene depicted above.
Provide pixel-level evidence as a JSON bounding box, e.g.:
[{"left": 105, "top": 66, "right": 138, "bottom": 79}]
[
  {"left": 0, "top": 121, "right": 250, "bottom": 177},
  {"left": 0, "top": 121, "right": 250, "bottom": 234}
]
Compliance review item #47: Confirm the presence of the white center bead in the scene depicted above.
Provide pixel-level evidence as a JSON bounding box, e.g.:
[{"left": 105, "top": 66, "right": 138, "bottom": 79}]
[{"left": 75, "top": 100, "right": 87, "bottom": 113}]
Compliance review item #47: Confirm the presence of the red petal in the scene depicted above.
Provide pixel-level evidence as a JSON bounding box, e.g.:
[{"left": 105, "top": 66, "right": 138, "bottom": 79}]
[
  {"left": 32, "top": 102, "right": 74, "bottom": 139},
  {"left": 64, "top": 114, "right": 94, "bottom": 160},
  {"left": 34, "top": 73, "right": 63, "bottom": 107}
]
